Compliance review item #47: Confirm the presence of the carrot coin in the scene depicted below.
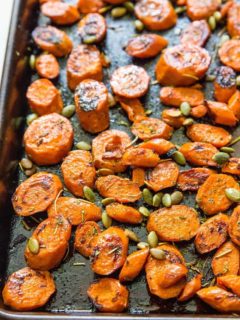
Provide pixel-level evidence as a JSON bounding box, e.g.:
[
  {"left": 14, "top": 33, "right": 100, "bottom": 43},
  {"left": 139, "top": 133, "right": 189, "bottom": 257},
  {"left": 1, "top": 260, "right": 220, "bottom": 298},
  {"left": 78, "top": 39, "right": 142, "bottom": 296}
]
[
  {"left": 77, "top": 0, "right": 104, "bottom": 13},
  {"left": 24, "top": 113, "right": 73, "bottom": 165},
  {"left": 134, "top": 0, "right": 177, "bottom": 31},
  {"left": 92, "top": 129, "right": 131, "bottom": 173},
  {"left": 227, "top": 3, "right": 240, "bottom": 37},
  {"left": 228, "top": 90, "right": 240, "bottom": 120},
  {"left": 67, "top": 44, "right": 103, "bottom": 91},
  {"left": 177, "top": 168, "right": 215, "bottom": 192},
  {"left": 75, "top": 79, "right": 109, "bottom": 133},
  {"left": 78, "top": 13, "right": 106, "bottom": 43},
  {"left": 206, "top": 100, "right": 238, "bottom": 127},
  {"left": 91, "top": 226, "right": 129, "bottom": 275},
  {"left": 26, "top": 79, "right": 63, "bottom": 115},
  {"left": 219, "top": 39, "right": 240, "bottom": 72},
  {"left": 126, "top": 34, "right": 168, "bottom": 59},
  {"left": 139, "top": 138, "right": 175, "bottom": 155},
  {"left": 132, "top": 168, "right": 145, "bottom": 187},
  {"left": 146, "top": 160, "right": 179, "bottom": 192},
  {"left": 118, "top": 97, "right": 145, "bottom": 122},
  {"left": 222, "top": 158, "right": 240, "bottom": 175},
  {"left": 147, "top": 205, "right": 200, "bottom": 242},
  {"left": 110, "top": 65, "right": 150, "bottom": 99},
  {"left": 41, "top": 2, "right": 80, "bottom": 25},
  {"left": 186, "top": 0, "right": 220, "bottom": 20},
  {"left": 229, "top": 205, "right": 240, "bottom": 247},
  {"left": 221, "top": 0, "right": 234, "bottom": 18},
  {"left": 160, "top": 86, "right": 204, "bottom": 107},
  {"left": 190, "top": 104, "right": 208, "bottom": 119},
  {"left": 47, "top": 197, "right": 101, "bottom": 225},
  {"left": 96, "top": 175, "right": 141, "bottom": 203},
  {"left": 87, "top": 278, "right": 128, "bottom": 312},
  {"left": 162, "top": 108, "right": 186, "bottom": 129},
  {"left": 61, "top": 150, "right": 96, "bottom": 197},
  {"left": 157, "top": 263, "right": 188, "bottom": 288},
  {"left": 156, "top": 44, "right": 211, "bottom": 86},
  {"left": 12, "top": 172, "right": 62, "bottom": 217},
  {"left": 25, "top": 216, "right": 71, "bottom": 270},
  {"left": 180, "top": 20, "right": 210, "bottom": 47},
  {"left": 104, "top": 0, "right": 126, "bottom": 3},
  {"left": 32, "top": 26, "right": 72, "bottom": 57},
  {"left": 122, "top": 147, "right": 160, "bottom": 168},
  {"left": 106, "top": 203, "right": 142, "bottom": 224},
  {"left": 74, "top": 221, "right": 101, "bottom": 257},
  {"left": 196, "top": 174, "right": 240, "bottom": 215},
  {"left": 217, "top": 275, "right": 240, "bottom": 296},
  {"left": 2, "top": 267, "right": 55, "bottom": 311},
  {"left": 35, "top": 54, "right": 60, "bottom": 79},
  {"left": 214, "top": 66, "right": 237, "bottom": 103},
  {"left": 178, "top": 274, "right": 202, "bottom": 302}
]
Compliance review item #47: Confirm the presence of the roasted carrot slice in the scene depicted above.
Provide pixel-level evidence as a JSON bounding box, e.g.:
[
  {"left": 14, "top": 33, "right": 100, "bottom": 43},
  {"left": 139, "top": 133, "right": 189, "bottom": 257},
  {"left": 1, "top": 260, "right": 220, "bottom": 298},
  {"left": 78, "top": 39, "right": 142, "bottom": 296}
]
[
  {"left": 77, "top": 0, "right": 104, "bottom": 13},
  {"left": 146, "top": 160, "right": 179, "bottom": 192},
  {"left": 147, "top": 205, "right": 200, "bottom": 242},
  {"left": 157, "top": 263, "right": 188, "bottom": 288},
  {"left": 145, "top": 244, "right": 186, "bottom": 299},
  {"left": 228, "top": 90, "right": 240, "bottom": 120},
  {"left": 180, "top": 20, "right": 210, "bottom": 47},
  {"left": 186, "top": 0, "right": 219, "bottom": 20},
  {"left": 91, "top": 226, "right": 128, "bottom": 275},
  {"left": 162, "top": 108, "right": 186, "bottom": 128},
  {"left": 104, "top": 0, "right": 127, "bottom": 3},
  {"left": 222, "top": 158, "right": 240, "bottom": 175},
  {"left": 139, "top": 138, "right": 175, "bottom": 155},
  {"left": 196, "top": 174, "right": 240, "bottom": 215},
  {"left": 61, "top": 150, "right": 96, "bottom": 197},
  {"left": 132, "top": 168, "right": 145, "bottom": 187},
  {"left": 47, "top": 197, "right": 101, "bottom": 225},
  {"left": 74, "top": 221, "right": 101, "bottom": 257},
  {"left": 126, "top": 34, "right": 168, "bottom": 59},
  {"left": 110, "top": 65, "right": 150, "bottom": 99},
  {"left": 219, "top": 39, "right": 240, "bottom": 72},
  {"left": 78, "top": 13, "right": 107, "bottom": 43},
  {"left": 177, "top": 168, "right": 215, "bottom": 192},
  {"left": 25, "top": 216, "right": 71, "bottom": 270},
  {"left": 74, "top": 79, "right": 109, "bottom": 134},
  {"left": 190, "top": 104, "right": 208, "bottom": 119},
  {"left": 35, "top": 54, "right": 60, "bottom": 79},
  {"left": 217, "top": 275, "right": 240, "bottom": 296},
  {"left": 131, "top": 116, "right": 173, "bottom": 141},
  {"left": 26, "top": 79, "right": 63, "bottom": 115},
  {"left": 118, "top": 97, "right": 145, "bottom": 122},
  {"left": 156, "top": 44, "right": 211, "bottom": 86},
  {"left": 179, "top": 142, "right": 218, "bottom": 167},
  {"left": 40, "top": 0, "right": 60, "bottom": 4},
  {"left": 32, "top": 26, "right": 72, "bottom": 57},
  {"left": 206, "top": 100, "right": 238, "bottom": 127},
  {"left": 2, "top": 267, "right": 55, "bottom": 311},
  {"left": 134, "top": 0, "right": 177, "bottom": 31},
  {"left": 227, "top": 2, "right": 240, "bottom": 37},
  {"left": 229, "top": 205, "right": 240, "bottom": 247},
  {"left": 41, "top": 2, "right": 80, "bottom": 25},
  {"left": 197, "top": 286, "right": 240, "bottom": 312},
  {"left": 67, "top": 44, "right": 103, "bottom": 91},
  {"left": 214, "top": 66, "right": 237, "bottom": 103},
  {"left": 122, "top": 147, "right": 159, "bottom": 168},
  {"left": 186, "top": 124, "right": 232, "bottom": 148},
  {"left": 106, "top": 203, "right": 142, "bottom": 224},
  {"left": 178, "top": 274, "right": 202, "bottom": 302},
  {"left": 212, "top": 241, "right": 240, "bottom": 277},
  {"left": 160, "top": 87, "right": 204, "bottom": 107},
  {"left": 96, "top": 175, "right": 141, "bottom": 203},
  {"left": 221, "top": 0, "right": 234, "bottom": 17},
  {"left": 24, "top": 113, "right": 73, "bottom": 165},
  {"left": 12, "top": 172, "right": 62, "bottom": 216},
  {"left": 87, "top": 278, "right": 128, "bottom": 312},
  {"left": 119, "top": 248, "right": 149, "bottom": 282},
  {"left": 92, "top": 129, "right": 131, "bottom": 173}
]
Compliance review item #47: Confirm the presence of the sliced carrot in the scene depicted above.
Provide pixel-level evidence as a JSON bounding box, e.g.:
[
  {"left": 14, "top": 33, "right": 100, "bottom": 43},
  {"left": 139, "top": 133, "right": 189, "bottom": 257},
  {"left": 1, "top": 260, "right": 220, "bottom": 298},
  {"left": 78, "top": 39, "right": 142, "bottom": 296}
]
[
  {"left": 41, "top": 2, "right": 80, "bottom": 25},
  {"left": 132, "top": 168, "right": 145, "bottom": 187},
  {"left": 221, "top": 0, "right": 234, "bottom": 18},
  {"left": 2, "top": 267, "right": 55, "bottom": 311},
  {"left": 186, "top": 0, "right": 219, "bottom": 20},
  {"left": 118, "top": 97, "right": 145, "bottom": 122},
  {"left": 157, "top": 264, "right": 188, "bottom": 288},
  {"left": 35, "top": 54, "right": 60, "bottom": 79},
  {"left": 180, "top": 20, "right": 210, "bottom": 47},
  {"left": 147, "top": 205, "right": 200, "bottom": 242},
  {"left": 227, "top": 2, "right": 240, "bottom": 37},
  {"left": 162, "top": 108, "right": 185, "bottom": 129},
  {"left": 190, "top": 104, "right": 208, "bottom": 119},
  {"left": 78, "top": 13, "right": 107, "bottom": 43},
  {"left": 160, "top": 87, "right": 204, "bottom": 107},
  {"left": 40, "top": 0, "right": 60, "bottom": 4},
  {"left": 222, "top": 158, "right": 240, "bottom": 175},
  {"left": 177, "top": 168, "right": 215, "bottom": 192},
  {"left": 122, "top": 147, "right": 159, "bottom": 168},
  {"left": 139, "top": 138, "right": 175, "bottom": 155},
  {"left": 217, "top": 275, "right": 240, "bottom": 296},
  {"left": 219, "top": 39, "right": 240, "bottom": 72},
  {"left": 214, "top": 66, "right": 237, "bottom": 103},
  {"left": 178, "top": 274, "right": 202, "bottom": 302},
  {"left": 228, "top": 90, "right": 240, "bottom": 120},
  {"left": 229, "top": 205, "right": 240, "bottom": 247},
  {"left": 106, "top": 203, "right": 142, "bottom": 224},
  {"left": 77, "top": 0, "right": 104, "bottom": 13},
  {"left": 207, "top": 100, "right": 238, "bottom": 127},
  {"left": 196, "top": 174, "right": 240, "bottom": 215}
]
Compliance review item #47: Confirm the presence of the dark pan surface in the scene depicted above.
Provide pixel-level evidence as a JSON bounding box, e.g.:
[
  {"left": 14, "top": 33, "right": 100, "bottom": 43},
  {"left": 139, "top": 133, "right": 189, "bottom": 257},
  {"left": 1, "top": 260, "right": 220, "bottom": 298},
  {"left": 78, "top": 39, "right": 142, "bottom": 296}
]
[{"left": 0, "top": 0, "right": 240, "bottom": 318}]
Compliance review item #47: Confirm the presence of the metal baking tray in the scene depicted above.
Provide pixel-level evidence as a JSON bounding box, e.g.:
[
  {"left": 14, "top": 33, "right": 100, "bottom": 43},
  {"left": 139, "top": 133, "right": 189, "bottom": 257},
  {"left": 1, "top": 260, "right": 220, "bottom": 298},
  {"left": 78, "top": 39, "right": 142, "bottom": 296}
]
[{"left": 0, "top": 0, "right": 239, "bottom": 318}]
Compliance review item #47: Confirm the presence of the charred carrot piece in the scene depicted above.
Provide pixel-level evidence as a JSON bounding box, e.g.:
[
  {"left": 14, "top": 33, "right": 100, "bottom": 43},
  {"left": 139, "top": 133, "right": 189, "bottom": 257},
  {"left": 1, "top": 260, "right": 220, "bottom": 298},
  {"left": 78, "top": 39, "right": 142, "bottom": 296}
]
[
  {"left": 207, "top": 100, "right": 238, "bottom": 127},
  {"left": 229, "top": 205, "right": 240, "bottom": 247},
  {"left": 41, "top": 2, "right": 80, "bottom": 25},
  {"left": 106, "top": 203, "right": 142, "bottom": 225},
  {"left": 132, "top": 168, "right": 145, "bottom": 187},
  {"left": 186, "top": 0, "right": 219, "bottom": 20},
  {"left": 222, "top": 158, "right": 240, "bottom": 175},
  {"left": 178, "top": 274, "right": 202, "bottom": 302},
  {"left": 139, "top": 138, "right": 175, "bottom": 155},
  {"left": 35, "top": 54, "right": 60, "bottom": 79},
  {"left": 177, "top": 168, "right": 215, "bottom": 192},
  {"left": 122, "top": 147, "right": 160, "bottom": 168},
  {"left": 77, "top": 0, "right": 104, "bottom": 13},
  {"left": 180, "top": 20, "right": 210, "bottom": 47},
  {"left": 217, "top": 275, "right": 240, "bottom": 297},
  {"left": 160, "top": 87, "right": 204, "bottom": 107},
  {"left": 228, "top": 90, "right": 240, "bottom": 120},
  {"left": 78, "top": 13, "right": 107, "bottom": 43},
  {"left": 214, "top": 66, "right": 236, "bottom": 103},
  {"left": 162, "top": 108, "right": 185, "bottom": 129},
  {"left": 118, "top": 97, "right": 146, "bottom": 122},
  {"left": 219, "top": 39, "right": 240, "bottom": 72}
]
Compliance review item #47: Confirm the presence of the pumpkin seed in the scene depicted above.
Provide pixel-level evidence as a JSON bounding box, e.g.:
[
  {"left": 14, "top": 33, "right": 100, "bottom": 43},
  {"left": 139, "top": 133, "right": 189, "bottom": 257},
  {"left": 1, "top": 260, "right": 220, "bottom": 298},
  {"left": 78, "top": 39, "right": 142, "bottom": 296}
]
[
  {"left": 236, "top": 76, "right": 240, "bottom": 87},
  {"left": 137, "top": 242, "right": 149, "bottom": 249},
  {"left": 150, "top": 248, "right": 166, "bottom": 260},
  {"left": 220, "top": 147, "right": 235, "bottom": 154},
  {"left": 76, "top": 141, "right": 91, "bottom": 151},
  {"left": 102, "top": 211, "right": 112, "bottom": 228},
  {"left": 83, "top": 186, "right": 95, "bottom": 202},
  {"left": 97, "top": 168, "right": 114, "bottom": 176},
  {"left": 208, "top": 16, "right": 216, "bottom": 31},
  {"left": 171, "top": 191, "right": 183, "bottom": 205},
  {"left": 180, "top": 102, "right": 191, "bottom": 116},
  {"left": 20, "top": 158, "right": 33, "bottom": 170},
  {"left": 147, "top": 231, "right": 158, "bottom": 248},
  {"left": 27, "top": 113, "right": 38, "bottom": 125},
  {"left": 99, "top": 5, "right": 112, "bottom": 14},
  {"left": 83, "top": 36, "right": 97, "bottom": 44},
  {"left": 229, "top": 135, "right": 240, "bottom": 146},
  {"left": 123, "top": 1, "right": 134, "bottom": 12},
  {"left": 125, "top": 229, "right": 140, "bottom": 242},
  {"left": 183, "top": 118, "right": 194, "bottom": 126},
  {"left": 220, "top": 34, "right": 230, "bottom": 46},
  {"left": 108, "top": 93, "right": 116, "bottom": 107},
  {"left": 29, "top": 54, "right": 36, "bottom": 70},
  {"left": 142, "top": 188, "right": 153, "bottom": 205},
  {"left": 139, "top": 206, "right": 150, "bottom": 217},
  {"left": 28, "top": 238, "right": 39, "bottom": 255},
  {"left": 62, "top": 104, "right": 75, "bottom": 118},
  {"left": 225, "top": 188, "right": 240, "bottom": 202},
  {"left": 111, "top": 7, "right": 127, "bottom": 18},
  {"left": 25, "top": 167, "right": 37, "bottom": 177},
  {"left": 172, "top": 151, "right": 186, "bottom": 166},
  {"left": 134, "top": 19, "right": 144, "bottom": 32},
  {"left": 162, "top": 193, "right": 172, "bottom": 207},
  {"left": 153, "top": 192, "right": 163, "bottom": 207},
  {"left": 214, "top": 11, "right": 222, "bottom": 21},
  {"left": 101, "top": 198, "right": 115, "bottom": 206},
  {"left": 175, "top": 6, "right": 186, "bottom": 14},
  {"left": 206, "top": 74, "right": 216, "bottom": 82},
  {"left": 212, "top": 152, "right": 230, "bottom": 165}
]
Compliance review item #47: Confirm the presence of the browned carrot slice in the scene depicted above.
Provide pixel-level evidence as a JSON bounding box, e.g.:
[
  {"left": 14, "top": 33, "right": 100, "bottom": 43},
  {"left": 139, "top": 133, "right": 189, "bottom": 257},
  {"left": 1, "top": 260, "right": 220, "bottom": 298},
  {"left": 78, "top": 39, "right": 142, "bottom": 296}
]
[
  {"left": 147, "top": 205, "right": 200, "bottom": 241},
  {"left": 47, "top": 197, "right": 101, "bottom": 225},
  {"left": 190, "top": 105, "right": 208, "bottom": 118},
  {"left": 24, "top": 113, "right": 73, "bottom": 165},
  {"left": 78, "top": 13, "right": 107, "bottom": 43},
  {"left": 74, "top": 221, "right": 101, "bottom": 257},
  {"left": 139, "top": 138, "right": 175, "bottom": 155},
  {"left": 2, "top": 267, "right": 55, "bottom": 311},
  {"left": 87, "top": 278, "right": 128, "bottom": 312},
  {"left": 177, "top": 168, "right": 215, "bottom": 192},
  {"left": 41, "top": 2, "right": 80, "bottom": 25},
  {"left": 229, "top": 205, "right": 240, "bottom": 247},
  {"left": 134, "top": 0, "right": 177, "bottom": 31},
  {"left": 157, "top": 263, "right": 188, "bottom": 288},
  {"left": 104, "top": 0, "right": 127, "bottom": 3},
  {"left": 146, "top": 160, "right": 179, "bottom": 192},
  {"left": 12, "top": 172, "right": 62, "bottom": 216},
  {"left": 35, "top": 54, "right": 60, "bottom": 79},
  {"left": 118, "top": 97, "right": 145, "bottom": 122},
  {"left": 26, "top": 79, "right": 63, "bottom": 115},
  {"left": 206, "top": 100, "right": 238, "bottom": 127},
  {"left": 212, "top": 241, "right": 240, "bottom": 277},
  {"left": 180, "top": 20, "right": 210, "bottom": 47},
  {"left": 77, "top": 0, "right": 104, "bottom": 13},
  {"left": 221, "top": 0, "right": 234, "bottom": 17},
  {"left": 219, "top": 39, "right": 240, "bottom": 72},
  {"left": 162, "top": 108, "right": 186, "bottom": 128},
  {"left": 214, "top": 66, "right": 237, "bottom": 103},
  {"left": 132, "top": 168, "right": 145, "bottom": 187},
  {"left": 32, "top": 26, "right": 72, "bottom": 57},
  {"left": 227, "top": 2, "right": 240, "bottom": 37},
  {"left": 179, "top": 142, "right": 218, "bottom": 167},
  {"left": 96, "top": 175, "right": 141, "bottom": 203},
  {"left": 160, "top": 87, "right": 204, "bottom": 107},
  {"left": 106, "top": 203, "right": 142, "bottom": 224},
  {"left": 132, "top": 116, "right": 173, "bottom": 141},
  {"left": 91, "top": 226, "right": 128, "bottom": 275},
  {"left": 67, "top": 45, "right": 103, "bottom": 91},
  {"left": 110, "top": 65, "right": 150, "bottom": 99},
  {"left": 196, "top": 174, "right": 240, "bottom": 215},
  {"left": 61, "top": 150, "right": 96, "bottom": 197},
  {"left": 122, "top": 147, "right": 159, "bottom": 168},
  {"left": 25, "top": 216, "right": 71, "bottom": 270},
  {"left": 217, "top": 275, "right": 240, "bottom": 296},
  {"left": 228, "top": 90, "right": 240, "bottom": 120},
  {"left": 186, "top": 0, "right": 219, "bottom": 20},
  {"left": 178, "top": 274, "right": 202, "bottom": 302},
  {"left": 222, "top": 158, "right": 240, "bottom": 175},
  {"left": 126, "top": 34, "right": 168, "bottom": 59},
  {"left": 119, "top": 248, "right": 149, "bottom": 282}
]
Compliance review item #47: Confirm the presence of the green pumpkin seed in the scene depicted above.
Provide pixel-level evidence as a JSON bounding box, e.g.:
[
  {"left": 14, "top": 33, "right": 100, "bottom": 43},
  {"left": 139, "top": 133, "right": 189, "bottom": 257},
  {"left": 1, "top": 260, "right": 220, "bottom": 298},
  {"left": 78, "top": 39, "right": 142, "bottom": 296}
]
[
  {"left": 153, "top": 192, "right": 163, "bottom": 207},
  {"left": 236, "top": 76, "right": 240, "bottom": 87},
  {"left": 212, "top": 152, "right": 230, "bottom": 165},
  {"left": 180, "top": 102, "right": 191, "bottom": 116},
  {"left": 134, "top": 19, "right": 144, "bottom": 32},
  {"left": 125, "top": 229, "right": 140, "bottom": 242},
  {"left": 171, "top": 191, "right": 183, "bottom": 205},
  {"left": 102, "top": 211, "right": 112, "bottom": 228},
  {"left": 76, "top": 141, "right": 91, "bottom": 151},
  {"left": 101, "top": 198, "right": 115, "bottom": 206},
  {"left": 142, "top": 188, "right": 153, "bottom": 205},
  {"left": 150, "top": 248, "right": 166, "bottom": 260},
  {"left": 175, "top": 6, "right": 186, "bottom": 14},
  {"left": 172, "top": 151, "right": 186, "bottom": 166},
  {"left": 183, "top": 118, "right": 194, "bottom": 126},
  {"left": 147, "top": 231, "right": 158, "bottom": 248},
  {"left": 83, "top": 36, "right": 97, "bottom": 44},
  {"left": 220, "top": 34, "right": 230, "bottom": 46},
  {"left": 220, "top": 147, "right": 235, "bottom": 154},
  {"left": 206, "top": 74, "right": 216, "bottom": 82},
  {"left": 108, "top": 93, "right": 116, "bottom": 107},
  {"left": 83, "top": 186, "right": 95, "bottom": 202},
  {"left": 111, "top": 7, "right": 127, "bottom": 18},
  {"left": 29, "top": 54, "right": 36, "bottom": 70},
  {"left": 229, "top": 135, "right": 240, "bottom": 146},
  {"left": 20, "top": 158, "right": 33, "bottom": 170},
  {"left": 162, "top": 193, "right": 172, "bottom": 208},
  {"left": 62, "top": 104, "right": 75, "bottom": 118},
  {"left": 28, "top": 238, "right": 39, "bottom": 255},
  {"left": 214, "top": 11, "right": 222, "bottom": 21},
  {"left": 99, "top": 5, "right": 112, "bottom": 14},
  {"left": 97, "top": 168, "right": 114, "bottom": 176},
  {"left": 27, "top": 113, "right": 38, "bottom": 125},
  {"left": 123, "top": 1, "right": 134, "bottom": 12},
  {"left": 208, "top": 16, "right": 216, "bottom": 31},
  {"left": 25, "top": 167, "right": 37, "bottom": 177},
  {"left": 225, "top": 188, "right": 240, "bottom": 202},
  {"left": 139, "top": 206, "right": 150, "bottom": 217},
  {"left": 137, "top": 242, "right": 149, "bottom": 249}
]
